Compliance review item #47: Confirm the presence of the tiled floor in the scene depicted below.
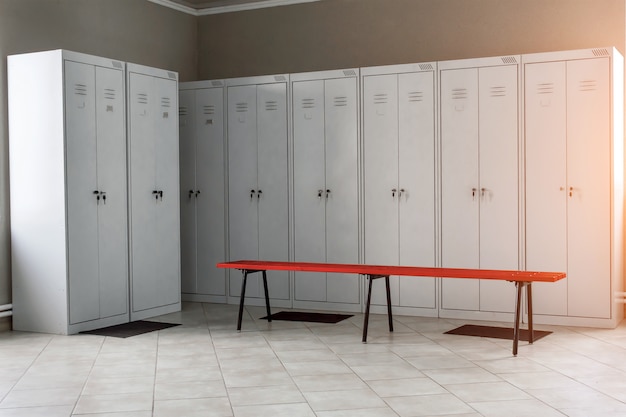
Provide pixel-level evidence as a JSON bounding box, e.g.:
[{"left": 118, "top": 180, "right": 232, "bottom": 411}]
[{"left": 2, "top": 302, "right": 626, "bottom": 416}]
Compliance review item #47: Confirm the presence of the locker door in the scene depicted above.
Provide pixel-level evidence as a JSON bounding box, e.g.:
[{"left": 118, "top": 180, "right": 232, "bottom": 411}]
[
  {"left": 398, "top": 71, "right": 436, "bottom": 309},
  {"left": 95, "top": 65, "right": 128, "bottom": 318},
  {"left": 324, "top": 77, "right": 359, "bottom": 304},
  {"left": 293, "top": 80, "right": 327, "bottom": 301},
  {"left": 524, "top": 61, "right": 568, "bottom": 316},
  {"left": 228, "top": 85, "right": 259, "bottom": 297},
  {"left": 566, "top": 58, "right": 611, "bottom": 318},
  {"left": 179, "top": 89, "right": 197, "bottom": 294},
  {"left": 478, "top": 65, "right": 519, "bottom": 312},
  {"left": 155, "top": 77, "right": 181, "bottom": 307},
  {"left": 129, "top": 72, "right": 159, "bottom": 312},
  {"left": 440, "top": 68, "right": 480, "bottom": 310},
  {"left": 363, "top": 74, "right": 400, "bottom": 305},
  {"left": 65, "top": 60, "right": 99, "bottom": 324},
  {"left": 257, "top": 83, "right": 290, "bottom": 300},
  {"left": 195, "top": 87, "right": 226, "bottom": 296}
]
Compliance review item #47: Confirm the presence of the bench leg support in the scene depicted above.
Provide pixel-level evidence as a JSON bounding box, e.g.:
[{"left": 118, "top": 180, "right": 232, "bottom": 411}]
[
  {"left": 262, "top": 270, "right": 272, "bottom": 322},
  {"left": 362, "top": 274, "right": 392, "bottom": 343},
  {"left": 237, "top": 269, "right": 269, "bottom": 331},
  {"left": 513, "top": 281, "right": 533, "bottom": 356}
]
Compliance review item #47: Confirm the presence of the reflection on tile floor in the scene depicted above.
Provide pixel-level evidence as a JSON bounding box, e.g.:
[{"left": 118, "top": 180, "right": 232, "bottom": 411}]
[{"left": 2, "top": 302, "right": 626, "bottom": 416}]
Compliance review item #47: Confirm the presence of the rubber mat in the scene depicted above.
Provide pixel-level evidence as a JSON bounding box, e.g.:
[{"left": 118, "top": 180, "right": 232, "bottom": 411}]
[
  {"left": 80, "top": 320, "right": 179, "bottom": 338},
  {"left": 445, "top": 324, "right": 552, "bottom": 341},
  {"left": 261, "top": 311, "right": 353, "bottom": 324}
]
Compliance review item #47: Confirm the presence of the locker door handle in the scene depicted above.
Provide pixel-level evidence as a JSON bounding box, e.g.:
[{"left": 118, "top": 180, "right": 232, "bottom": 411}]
[
  {"left": 326, "top": 189, "right": 331, "bottom": 199},
  {"left": 481, "top": 188, "right": 487, "bottom": 197},
  {"left": 195, "top": 190, "right": 201, "bottom": 198},
  {"left": 257, "top": 190, "right": 262, "bottom": 200},
  {"left": 188, "top": 189, "right": 194, "bottom": 199},
  {"left": 399, "top": 188, "right": 405, "bottom": 198},
  {"left": 318, "top": 189, "right": 324, "bottom": 199},
  {"left": 392, "top": 188, "right": 397, "bottom": 198},
  {"left": 472, "top": 188, "right": 477, "bottom": 200},
  {"left": 93, "top": 190, "right": 100, "bottom": 204},
  {"left": 153, "top": 190, "right": 160, "bottom": 200},
  {"left": 250, "top": 189, "right": 256, "bottom": 199},
  {"left": 159, "top": 190, "right": 164, "bottom": 200},
  {"left": 101, "top": 191, "right": 106, "bottom": 204},
  {"left": 569, "top": 186, "right": 574, "bottom": 197}
]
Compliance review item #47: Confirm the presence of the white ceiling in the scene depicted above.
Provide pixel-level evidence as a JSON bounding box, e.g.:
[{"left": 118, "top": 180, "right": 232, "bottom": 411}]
[{"left": 148, "top": 0, "right": 321, "bottom": 15}]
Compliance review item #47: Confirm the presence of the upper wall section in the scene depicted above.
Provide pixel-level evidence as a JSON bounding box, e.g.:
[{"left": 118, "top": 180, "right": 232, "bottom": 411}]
[{"left": 197, "top": 0, "right": 626, "bottom": 79}]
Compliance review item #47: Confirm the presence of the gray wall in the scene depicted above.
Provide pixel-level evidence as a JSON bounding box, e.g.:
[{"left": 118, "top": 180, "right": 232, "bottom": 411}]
[
  {"left": 0, "top": 0, "right": 197, "bottom": 330},
  {"left": 198, "top": 0, "right": 625, "bottom": 79}
]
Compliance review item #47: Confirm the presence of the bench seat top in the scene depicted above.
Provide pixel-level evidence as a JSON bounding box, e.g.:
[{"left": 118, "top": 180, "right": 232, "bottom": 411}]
[{"left": 217, "top": 260, "right": 566, "bottom": 283}]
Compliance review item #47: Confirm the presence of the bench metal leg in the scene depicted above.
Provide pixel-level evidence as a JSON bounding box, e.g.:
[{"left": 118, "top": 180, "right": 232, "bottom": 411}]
[
  {"left": 362, "top": 274, "right": 392, "bottom": 343},
  {"left": 513, "top": 281, "right": 523, "bottom": 356},
  {"left": 262, "top": 270, "right": 272, "bottom": 322},
  {"left": 527, "top": 283, "right": 534, "bottom": 344},
  {"left": 237, "top": 270, "right": 249, "bottom": 331}
]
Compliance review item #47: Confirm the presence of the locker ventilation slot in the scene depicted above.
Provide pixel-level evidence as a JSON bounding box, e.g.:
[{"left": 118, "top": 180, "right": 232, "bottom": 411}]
[
  {"left": 579, "top": 79, "right": 598, "bottom": 91},
  {"left": 74, "top": 84, "right": 88, "bottom": 96},
  {"left": 111, "top": 61, "right": 123, "bottom": 69},
  {"left": 265, "top": 101, "right": 278, "bottom": 111},
  {"left": 490, "top": 86, "right": 507, "bottom": 97},
  {"left": 179, "top": 106, "right": 189, "bottom": 117},
  {"left": 501, "top": 56, "right": 518, "bottom": 64},
  {"left": 373, "top": 94, "right": 388, "bottom": 105},
  {"left": 592, "top": 48, "right": 609, "bottom": 57},
  {"left": 343, "top": 69, "right": 357, "bottom": 77},
  {"left": 451, "top": 88, "right": 468, "bottom": 100},
  {"left": 301, "top": 98, "right": 315, "bottom": 109},
  {"left": 235, "top": 102, "right": 248, "bottom": 113},
  {"left": 161, "top": 97, "right": 171, "bottom": 108},
  {"left": 137, "top": 93, "right": 148, "bottom": 104},
  {"left": 274, "top": 75, "right": 287, "bottom": 82},
  {"left": 334, "top": 96, "right": 348, "bottom": 107},
  {"left": 419, "top": 63, "right": 434, "bottom": 71},
  {"left": 408, "top": 91, "right": 423, "bottom": 102},
  {"left": 103, "top": 89, "right": 116, "bottom": 100},
  {"left": 167, "top": 71, "right": 177, "bottom": 80},
  {"left": 211, "top": 80, "right": 224, "bottom": 87},
  {"left": 203, "top": 105, "right": 216, "bottom": 115},
  {"left": 536, "top": 83, "right": 554, "bottom": 95}
]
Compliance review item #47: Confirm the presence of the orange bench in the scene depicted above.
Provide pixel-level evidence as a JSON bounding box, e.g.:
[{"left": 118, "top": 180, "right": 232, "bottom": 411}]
[{"left": 217, "top": 260, "right": 565, "bottom": 355}]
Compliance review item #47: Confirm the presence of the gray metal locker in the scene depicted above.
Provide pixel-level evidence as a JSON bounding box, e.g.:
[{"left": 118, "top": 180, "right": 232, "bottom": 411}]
[
  {"left": 361, "top": 63, "right": 437, "bottom": 315},
  {"left": 8, "top": 50, "right": 129, "bottom": 334},
  {"left": 227, "top": 75, "right": 290, "bottom": 307},
  {"left": 127, "top": 63, "right": 181, "bottom": 320},
  {"left": 291, "top": 69, "right": 360, "bottom": 310},
  {"left": 179, "top": 80, "right": 227, "bottom": 301}
]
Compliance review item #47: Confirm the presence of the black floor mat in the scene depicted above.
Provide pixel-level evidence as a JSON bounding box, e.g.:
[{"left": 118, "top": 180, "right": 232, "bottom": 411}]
[
  {"left": 80, "top": 320, "right": 179, "bottom": 338},
  {"left": 445, "top": 324, "right": 552, "bottom": 341},
  {"left": 261, "top": 311, "right": 353, "bottom": 324}
]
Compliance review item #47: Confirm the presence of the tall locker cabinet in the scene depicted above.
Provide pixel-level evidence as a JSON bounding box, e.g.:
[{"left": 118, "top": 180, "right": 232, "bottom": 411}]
[
  {"left": 291, "top": 69, "right": 360, "bottom": 311},
  {"left": 361, "top": 63, "right": 438, "bottom": 316},
  {"left": 524, "top": 47, "right": 624, "bottom": 327},
  {"left": 439, "top": 56, "right": 521, "bottom": 320},
  {"left": 127, "top": 63, "right": 181, "bottom": 320},
  {"left": 227, "top": 75, "right": 291, "bottom": 308},
  {"left": 179, "top": 81, "right": 227, "bottom": 302},
  {"left": 8, "top": 50, "right": 129, "bottom": 334}
]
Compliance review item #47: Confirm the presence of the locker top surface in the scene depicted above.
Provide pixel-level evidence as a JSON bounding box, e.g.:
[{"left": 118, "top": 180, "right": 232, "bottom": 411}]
[{"left": 522, "top": 46, "right": 621, "bottom": 64}]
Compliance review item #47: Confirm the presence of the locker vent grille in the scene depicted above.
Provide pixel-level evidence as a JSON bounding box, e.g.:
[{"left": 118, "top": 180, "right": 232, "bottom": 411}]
[
  {"left": 167, "top": 72, "right": 177, "bottom": 80},
  {"left": 137, "top": 93, "right": 148, "bottom": 104},
  {"left": 274, "top": 75, "right": 287, "bottom": 82},
  {"left": 408, "top": 91, "right": 424, "bottom": 102},
  {"left": 579, "top": 79, "right": 598, "bottom": 91},
  {"left": 211, "top": 80, "right": 224, "bottom": 87},
  {"left": 301, "top": 98, "right": 315, "bottom": 109},
  {"left": 343, "top": 69, "right": 357, "bottom": 77},
  {"left": 161, "top": 97, "right": 171, "bottom": 108},
  {"left": 235, "top": 102, "right": 248, "bottom": 112},
  {"left": 501, "top": 56, "right": 518, "bottom": 64},
  {"left": 111, "top": 61, "right": 123, "bottom": 69},
  {"left": 490, "top": 86, "right": 507, "bottom": 97},
  {"left": 334, "top": 96, "right": 348, "bottom": 107},
  {"left": 203, "top": 105, "right": 216, "bottom": 115},
  {"left": 419, "top": 63, "right": 434, "bottom": 71},
  {"left": 373, "top": 94, "right": 388, "bottom": 104},
  {"left": 265, "top": 100, "right": 278, "bottom": 111},
  {"left": 103, "top": 88, "right": 116, "bottom": 100},
  {"left": 179, "top": 106, "right": 188, "bottom": 116},
  {"left": 536, "top": 83, "right": 554, "bottom": 94},
  {"left": 451, "top": 88, "right": 468, "bottom": 99},
  {"left": 74, "top": 84, "right": 88, "bottom": 96},
  {"left": 592, "top": 48, "right": 609, "bottom": 57}
]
